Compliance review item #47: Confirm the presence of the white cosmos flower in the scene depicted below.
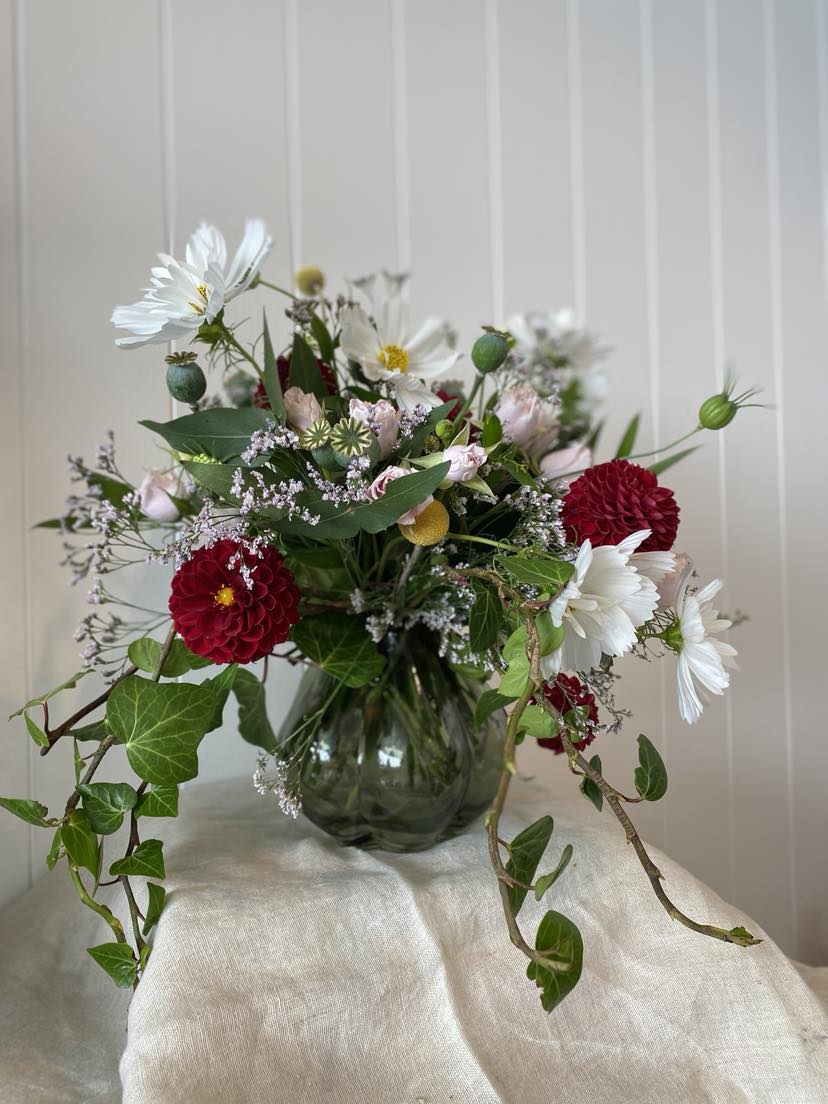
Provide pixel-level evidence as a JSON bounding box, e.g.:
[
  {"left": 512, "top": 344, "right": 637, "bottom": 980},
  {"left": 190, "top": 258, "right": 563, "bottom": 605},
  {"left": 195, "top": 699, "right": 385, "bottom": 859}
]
[
  {"left": 670, "top": 578, "right": 738, "bottom": 725},
  {"left": 112, "top": 218, "right": 272, "bottom": 348},
  {"left": 541, "top": 530, "right": 674, "bottom": 678},
  {"left": 339, "top": 300, "right": 460, "bottom": 413}
]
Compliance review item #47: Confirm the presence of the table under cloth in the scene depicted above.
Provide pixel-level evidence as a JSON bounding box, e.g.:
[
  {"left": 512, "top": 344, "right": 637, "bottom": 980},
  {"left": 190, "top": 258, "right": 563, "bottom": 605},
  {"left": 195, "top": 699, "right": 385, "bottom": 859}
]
[{"left": 1, "top": 775, "right": 826, "bottom": 1103}]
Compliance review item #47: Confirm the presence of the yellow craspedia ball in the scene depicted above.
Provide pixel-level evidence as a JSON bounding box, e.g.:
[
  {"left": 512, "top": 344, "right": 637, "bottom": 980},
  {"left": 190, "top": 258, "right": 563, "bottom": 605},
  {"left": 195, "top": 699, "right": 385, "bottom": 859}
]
[
  {"left": 294, "top": 265, "right": 325, "bottom": 296},
  {"left": 398, "top": 500, "right": 450, "bottom": 547}
]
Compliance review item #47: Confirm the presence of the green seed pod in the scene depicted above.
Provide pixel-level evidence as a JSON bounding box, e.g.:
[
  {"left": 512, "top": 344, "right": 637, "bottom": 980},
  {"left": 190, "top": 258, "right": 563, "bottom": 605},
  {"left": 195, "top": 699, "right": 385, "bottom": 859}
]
[
  {"left": 225, "top": 371, "right": 257, "bottom": 407},
  {"left": 699, "top": 393, "right": 738, "bottom": 430},
  {"left": 329, "top": 416, "right": 375, "bottom": 466},
  {"left": 435, "top": 419, "right": 455, "bottom": 441},
  {"left": 165, "top": 356, "right": 206, "bottom": 404},
  {"left": 471, "top": 331, "right": 510, "bottom": 375}
]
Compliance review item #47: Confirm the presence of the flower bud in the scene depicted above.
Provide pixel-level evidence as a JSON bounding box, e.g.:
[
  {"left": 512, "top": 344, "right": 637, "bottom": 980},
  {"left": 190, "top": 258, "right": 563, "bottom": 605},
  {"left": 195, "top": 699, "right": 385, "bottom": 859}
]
[
  {"left": 442, "top": 443, "right": 487, "bottom": 483},
  {"left": 283, "top": 386, "right": 323, "bottom": 432},
  {"left": 294, "top": 265, "right": 325, "bottom": 296},
  {"left": 699, "top": 393, "right": 738, "bottom": 430},
  {"left": 471, "top": 331, "right": 510, "bottom": 375},
  {"left": 435, "top": 419, "right": 455, "bottom": 442},
  {"left": 165, "top": 354, "right": 206, "bottom": 404},
  {"left": 139, "top": 469, "right": 185, "bottom": 523}
]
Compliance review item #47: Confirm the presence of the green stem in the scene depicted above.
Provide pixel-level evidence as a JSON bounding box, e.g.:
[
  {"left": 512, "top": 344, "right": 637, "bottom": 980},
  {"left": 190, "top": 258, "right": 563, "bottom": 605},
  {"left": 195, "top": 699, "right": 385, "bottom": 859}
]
[
  {"left": 446, "top": 531, "right": 512, "bottom": 551},
  {"left": 220, "top": 324, "right": 264, "bottom": 379},
  {"left": 256, "top": 277, "right": 298, "bottom": 300},
  {"left": 453, "top": 375, "right": 484, "bottom": 427},
  {"left": 70, "top": 865, "right": 127, "bottom": 944}
]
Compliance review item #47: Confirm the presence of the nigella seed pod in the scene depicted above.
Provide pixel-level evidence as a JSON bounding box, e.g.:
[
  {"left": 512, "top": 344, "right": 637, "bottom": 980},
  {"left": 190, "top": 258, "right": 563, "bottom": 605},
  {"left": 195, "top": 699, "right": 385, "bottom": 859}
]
[
  {"left": 471, "top": 331, "right": 510, "bottom": 375},
  {"left": 699, "top": 394, "right": 737, "bottom": 430},
  {"left": 165, "top": 353, "right": 207, "bottom": 404}
]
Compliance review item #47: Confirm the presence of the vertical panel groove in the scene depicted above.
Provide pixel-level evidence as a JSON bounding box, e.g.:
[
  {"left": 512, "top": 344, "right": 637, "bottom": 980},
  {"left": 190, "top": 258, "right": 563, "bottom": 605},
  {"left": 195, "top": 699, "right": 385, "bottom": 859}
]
[
  {"left": 704, "top": 0, "right": 736, "bottom": 897},
  {"left": 816, "top": 0, "right": 828, "bottom": 303},
  {"left": 484, "top": 0, "right": 504, "bottom": 323},
  {"left": 762, "top": 0, "right": 797, "bottom": 934},
  {"left": 283, "top": 0, "right": 302, "bottom": 274},
  {"left": 390, "top": 0, "right": 411, "bottom": 274},
  {"left": 158, "top": 0, "right": 177, "bottom": 421},
  {"left": 11, "top": 0, "right": 33, "bottom": 889},
  {"left": 566, "top": 0, "right": 586, "bottom": 318}
]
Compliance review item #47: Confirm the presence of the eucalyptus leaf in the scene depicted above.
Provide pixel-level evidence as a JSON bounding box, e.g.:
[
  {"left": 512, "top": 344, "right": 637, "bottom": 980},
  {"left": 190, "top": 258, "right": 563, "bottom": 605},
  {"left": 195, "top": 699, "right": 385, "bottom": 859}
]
[
  {"left": 291, "top": 615, "right": 385, "bottom": 688},
  {"left": 62, "top": 810, "right": 99, "bottom": 875},
  {"left": 109, "top": 838, "right": 165, "bottom": 880},
  {"left": 505, "top": 816, "right": 555, "bottom": 916},
  {"left": 232, "top": 669, "right": 277, "bottom": 751},
  {"left": 182, "top": 462, "right": 240, "bottom": 502},
  {"left": 634, "top": 734, "right": 668, "bottom": 801},
  {"left": 86, "top": 943, "right": 138, "bottom": 989},
  {"left": 143, "top": 882, "right": 167, "bottom": 935},
  {"left": 107, "top": 676, "right": 216, "bottom": 785},
  {"left": 534, "top": 844, "right": 574, "bottom": 900},
  {"left": 527, "top": 910, "right": 583, "bottom": 1012},
  {"left": 135, "top": 785, "right": 179, "bottom": 820},
  {"left": 77, "top": 782, "right": 138, "bottom": 835},
  {"left": 496, "top": 555, "right": 574, "bottom": 591},
  {"left": 469, "top": 581, "right": 502, "bottom": 653},
  {"left": 140, "top": 407, "right": 272, "bottom": 462}
]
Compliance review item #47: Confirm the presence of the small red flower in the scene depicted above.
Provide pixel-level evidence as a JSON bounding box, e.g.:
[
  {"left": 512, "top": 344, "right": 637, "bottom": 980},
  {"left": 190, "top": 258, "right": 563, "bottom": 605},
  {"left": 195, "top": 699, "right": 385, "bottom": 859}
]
[
  {"left": 169, "top": 540, "right": 301, "bottom": 664},
  {"left": 534, "top": 674, "right": 600, "bottom": 755},
  {"left": 253, "top": 355, "right": 337, "bottom": 409},
  {"left": 562, "top": 458, "right": 679, "bottom": 552}
]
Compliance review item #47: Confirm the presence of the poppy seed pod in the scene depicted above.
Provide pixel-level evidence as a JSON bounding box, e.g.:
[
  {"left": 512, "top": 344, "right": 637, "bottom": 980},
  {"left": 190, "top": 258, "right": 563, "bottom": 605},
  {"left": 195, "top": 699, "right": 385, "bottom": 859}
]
[{"left": 165, "top": 353, "right": 207, "bottom": 404}]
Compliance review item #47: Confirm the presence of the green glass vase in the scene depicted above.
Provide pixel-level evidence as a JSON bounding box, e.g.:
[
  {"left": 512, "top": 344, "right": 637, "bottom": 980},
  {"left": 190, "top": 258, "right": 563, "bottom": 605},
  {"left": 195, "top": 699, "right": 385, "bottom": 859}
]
[{"left": 275, "top": 628, "right": 506, "bottom": 852}]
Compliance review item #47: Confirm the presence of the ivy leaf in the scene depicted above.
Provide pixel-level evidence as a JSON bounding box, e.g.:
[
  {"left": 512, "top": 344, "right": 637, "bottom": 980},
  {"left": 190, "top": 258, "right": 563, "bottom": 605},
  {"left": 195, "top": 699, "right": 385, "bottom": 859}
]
[
  {"left": 0, "top": 797, "right": 51, "bottom": 827},
  {"left": 615, "top": 413, "right": 640, "bottom": 458},
  {"left": 72, "top": 720, "right": 110, "bottom": 742},
  {"left": 634, "top": 734, "right": 668, "bottom": 801},
  {"left": 86, "top": 943, "right": 138, "bottom": 989},
  {"left": 580, "top": 754, "right": 603, "bottom": 812},
  {"left": 232, "top": 669, "right": 277, "bottom": 751},
  {"left": 517, "top": 704, "right": 555, "bottom": 740},
  {"left": 143, "top": 882, "right": 167, "bottom": 935},
  {"left": 291, "top": 615, "right": 385, "bottom": 688},
  {"left": 109, "top": 838, "right": 165, "bottom": 880},
  {"left": 496, "top": 555, "right": 575, "bottom": 591},
  {"left": 534, "top": 611, "right": 566, "bottom": 656},
  {"left": 10, "top": 670, "right": 91, "bottom": 720},
  {"left": 262, "top": 311, "right": 286, "bottom": 422},
  {"left": 505, "top": 816, "right": 555, "bottom": 917},
  {"left": 498, "top": 626, "right": 531, "bottom": 699},
  {"left": 46, "top": 828, "right": 63, "bottom": 870},
  {"left": 526, "top": 910, "right": 583, "bottom": 1012},
  {"left": 62, "top": 810, "right": 100, "bottom": 875},
  {"left": 24, "top": 714, "right": 48, "bottom": 747},
  {"left": 107, "top": 676, "right": 215, "bottom": 785},
  {"left": 474, "top": 689, "right": 511, "bottom": 727},
  {"left": 468, "top": 581, "right": 502, "bottom": 652},
  {"left": 534, "top": 844, "right": 574, "bottom": 901},
  {"left": 77, "top": 782, "right": 139, "bottom": 835},
  {"left": 202, "top": 664, "right": 239, "bottom": 733},
  {"left": 127, "top": 636, "right": 211, "bottom": 678},
  {"left": 135, "top": 785, "right": 179, "bottom": 819},
  {"left": 140, "top": 407, "right": 272, "bottom": 463}
]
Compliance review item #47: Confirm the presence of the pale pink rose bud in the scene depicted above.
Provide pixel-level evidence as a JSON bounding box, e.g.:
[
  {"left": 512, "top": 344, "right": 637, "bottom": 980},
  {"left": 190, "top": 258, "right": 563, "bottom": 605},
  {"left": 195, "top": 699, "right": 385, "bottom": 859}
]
[
  {"left": 540, "top": 442, "right": 592, "bottom": 487},
  {"left": 657, "top": 553, "right": 694, "bottom": 610},
  {"left": 349, "top": 397, "right": 400, "bottom": 458},
  {"left": 283, "top": 386, "right": 323, "bottom": 432},
  {"left": 367, "top": 465, "right": 433, "bottom": 526},
  {"left": 494, "top": 385, "right": 559, "bottom": 454},
  {"left": 442, "top": 443, "right": 487, "bottom": 483},
  {"left": 139, "top": 469, "right": 184, "bottom": 523}
]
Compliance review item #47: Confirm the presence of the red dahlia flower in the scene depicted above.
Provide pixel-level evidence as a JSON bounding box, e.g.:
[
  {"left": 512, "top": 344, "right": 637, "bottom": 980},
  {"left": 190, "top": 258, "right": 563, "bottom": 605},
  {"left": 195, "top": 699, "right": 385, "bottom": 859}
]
[
  {"left": 534, "top": 674, "right": 599, "bottom": 755},
  {"left": 253, "top": 355, "right": 337, "bottom": 409},
  {"left": 169, "top": 539, "right": 300, "bottom": 664},
  {"left": 562, "top": 458, "right": 679, "bottom": 553}
]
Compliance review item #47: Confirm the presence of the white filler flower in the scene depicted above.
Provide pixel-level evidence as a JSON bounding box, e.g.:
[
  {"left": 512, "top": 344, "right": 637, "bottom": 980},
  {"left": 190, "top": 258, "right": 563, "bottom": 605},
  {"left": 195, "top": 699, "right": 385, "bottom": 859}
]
[
  {"left": 112, "top": 218, "right": 271, "bottom": 348},
  {"left": 541, "top": 530, "right": 673, "bottom": 678},
  {"left": 339, "top": 299, "right": 460, "bottom": 413},
  {"left": 669, "top": 578, "right": 738, "bottom": 725}
]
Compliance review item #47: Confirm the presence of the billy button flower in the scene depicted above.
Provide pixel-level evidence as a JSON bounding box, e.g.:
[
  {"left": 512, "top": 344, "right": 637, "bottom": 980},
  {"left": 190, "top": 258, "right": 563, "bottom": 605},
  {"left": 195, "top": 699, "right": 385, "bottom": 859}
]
[
  {"left": 698, "top": 381, "right": 763, "bottom": 430},
  {"left": 294, "top": 265, "right": 325, "bottom": 296},
  {"left": 398, "top": 500, "right": 450, "bottom": 547}
]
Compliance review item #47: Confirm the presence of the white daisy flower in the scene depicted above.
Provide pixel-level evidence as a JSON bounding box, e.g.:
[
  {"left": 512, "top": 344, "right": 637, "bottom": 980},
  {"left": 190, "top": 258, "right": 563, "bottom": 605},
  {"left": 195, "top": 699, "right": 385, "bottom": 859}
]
[
  {"left": 112, "top": 218, "right": 272, "bottom": 348},
  {"left": 541, "top": 530, "right": 673, "bottom": 678},
  {"left": 667, "top": 578, "right": 738, "bottom": 725},
  {"left": 339, "top": 300, "right": 460, "bottom": 413},
  {"left": 508, "top": 308, "right": 609, "bottom": 408}
]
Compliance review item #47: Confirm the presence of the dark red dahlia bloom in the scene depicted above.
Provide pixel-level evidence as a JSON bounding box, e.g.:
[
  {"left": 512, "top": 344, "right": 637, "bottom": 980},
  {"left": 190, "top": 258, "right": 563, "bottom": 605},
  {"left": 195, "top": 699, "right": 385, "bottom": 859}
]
[
  {"left": 169, "top": 539, "right": 301, "bottom": 664},
  {"left": 562, "top": 458, "right": 679, "bottom": 552},
  {"left": 534, "top": 674, "right": 599, "bottom": 755},
  {"left": 253, "top": 355, "right": 336, "bottom": 409}
]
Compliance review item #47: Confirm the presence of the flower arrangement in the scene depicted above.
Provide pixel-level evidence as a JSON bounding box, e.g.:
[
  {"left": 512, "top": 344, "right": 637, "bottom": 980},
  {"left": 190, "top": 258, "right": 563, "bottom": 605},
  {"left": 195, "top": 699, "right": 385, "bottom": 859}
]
[{"left": 3, "top": 217, "right": 763, "bottom": 1011}]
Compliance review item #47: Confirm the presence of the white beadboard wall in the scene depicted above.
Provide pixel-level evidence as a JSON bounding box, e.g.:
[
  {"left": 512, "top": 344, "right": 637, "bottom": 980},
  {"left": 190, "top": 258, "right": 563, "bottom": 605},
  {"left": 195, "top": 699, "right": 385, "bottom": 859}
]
[{"left": 1, "top": 0, "right": 826, "bottom": 963}]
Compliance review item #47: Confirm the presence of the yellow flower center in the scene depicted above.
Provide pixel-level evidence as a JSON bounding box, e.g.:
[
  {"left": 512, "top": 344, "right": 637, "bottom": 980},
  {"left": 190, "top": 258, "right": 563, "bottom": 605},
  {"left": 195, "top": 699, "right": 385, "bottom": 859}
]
[
  {"left": 214, "top": 584, "right": 236, "bottom": 607},
  {"left": 189, "top": 284, "right": 210, "bottom": 315},
  {"left": 398, "top": 500, "right": 450, "bottom": 547},
  {"left": 378, "top": 343, "right": 409, "bottom": 373}
]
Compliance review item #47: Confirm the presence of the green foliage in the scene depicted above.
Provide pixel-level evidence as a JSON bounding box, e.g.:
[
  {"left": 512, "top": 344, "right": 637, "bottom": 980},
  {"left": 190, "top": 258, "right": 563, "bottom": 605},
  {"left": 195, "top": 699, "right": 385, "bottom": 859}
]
[
  {"left": 182, "top": 461, "right": 240, "bottom": 501},
  {"left": 291, "top": 614, "right": 386, "bottom": 688},
  {"left": 505, "top": 816, "right": 555, "bottom": 916},
  {"left": 400, "top": 401, "right": 457, "bottom": 456},
  {"left": 109, "top": 839, "right": 165, "bottom": 880},
  {"left": 232, "top": 669, "right": 277, "bottom": 751},
  {"left": 648, "top": 446, "right": 700, "bottom": 475},
  {"left": 288, "top": 332, "right": 326, "bottom": 398},
  {"left": 534, "top": 844, "right": 574, "bottom": 901},
  {"left": 634, "top": 734, "right": 668, "bottom": 801},
  {"left": 62, "top": 810, "right": 100, "bottom": 876},
  {"left": 77, "top": 782, "right": 138, "bottom": 835},
  {"left": 127, "top": 636, "right": 211, "bottom": 678},
  {"left": 516, "top": 704, "right": 555, "bottom": 740},
  {"left": 526, "top": 910, "right": 583, "bottom": 1012},
  {"left": 202, "top": 664, "right": 239, "bottom": 733},
  {"left": 580, "top": 755, "right": 603, "bottom": 812},
  {"left": 262, "top": 311, "right": 286, "bottom": 421},
  {"left": 107, "top": 676, "right": 216, "bottom": 785},
  {"left": 135, "top": 785, "right": 179, "bottom": 819},
  {"left": 310, "top": 312, "right": 335, "bottom": 365},
  {"left": 143, "top": 883, "right": 167, "bottom": 935},
  {"left": 496, "top": 555, "right": 574, "bottom": 592},
  {"left": 481, "top": 412, "right": 502, "bottom": 447},
  {"left": 474, "top": 689, "right": 511, "bottom": 727},
  {"left": 10, "top": 670, "right": 91, "bottom": 747},
  {"left": 140, "top": 407, "right": 272, "bottom": 462},
  {"left": 86, "top": 943, "right": 138, "bottom": 989},
  {"left": 46, "top": 828, "right": 63, "bottom": 870},
  {"left": 0, "top": 797, "right": 52, "bottom": 827},
  {"left": 615, "top": 413, "right": 640, "bottom": 458},
  {"left": 468, "top": 581, "right": 502, "bottom": 653},
  {"left": 71, "top": 720, "right": 110, "bottom": 742}
]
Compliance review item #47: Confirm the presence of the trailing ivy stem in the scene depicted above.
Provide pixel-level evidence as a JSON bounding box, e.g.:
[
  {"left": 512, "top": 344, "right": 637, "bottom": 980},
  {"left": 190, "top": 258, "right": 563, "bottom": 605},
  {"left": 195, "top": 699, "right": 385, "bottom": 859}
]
[
  {"left": 152, "top": 625, "right": 177, "bottom": 683},
  {"left": 63, "top": 734, "right": 116, "bottom": 819},
  {"left": 41, "top": 665, "right": 138, "bottom": 756},
  {"left": 69, "top": 865, "right": 127, "bottom": 944}
]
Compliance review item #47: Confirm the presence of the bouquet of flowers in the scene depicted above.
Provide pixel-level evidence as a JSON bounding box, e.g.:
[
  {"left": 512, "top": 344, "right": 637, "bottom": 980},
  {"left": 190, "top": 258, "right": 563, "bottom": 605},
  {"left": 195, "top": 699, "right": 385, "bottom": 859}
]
[{"left": 3, "top": 217, "right": 762, "bottom": 1011}]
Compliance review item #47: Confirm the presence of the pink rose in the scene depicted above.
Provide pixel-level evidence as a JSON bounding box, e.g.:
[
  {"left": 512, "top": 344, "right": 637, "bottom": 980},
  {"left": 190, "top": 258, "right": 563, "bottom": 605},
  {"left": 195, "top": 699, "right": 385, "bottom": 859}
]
[
  {"left": 349, "top": 397, "right": 400, "bottom": 458},
  {"left": 540, "top": 442, "right": 592, "bottom": 487},
  {"left": 442, "top": 443, "right": 487, "bottom": 483},
  {"left": 283, "top": 386, "right": 322, "bottom": 432},
  {"left": 367, "top": 465, "right": 433, "bottom": 526},
  {"left": 494, "top": 385, "right": 558, "bottom": 455},
  {"left": 139, "top": 469, "right": 185, "bottom": 523},
  {"left": 657, "top": 553, "right": 693, "bottom": 610}
]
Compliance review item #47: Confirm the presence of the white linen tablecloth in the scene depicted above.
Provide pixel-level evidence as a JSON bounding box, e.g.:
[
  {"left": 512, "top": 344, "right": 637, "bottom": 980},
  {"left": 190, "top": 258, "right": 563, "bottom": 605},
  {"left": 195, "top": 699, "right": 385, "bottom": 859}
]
[{"left": 1, "top": 775, "right": 826, "bottom": 1102}]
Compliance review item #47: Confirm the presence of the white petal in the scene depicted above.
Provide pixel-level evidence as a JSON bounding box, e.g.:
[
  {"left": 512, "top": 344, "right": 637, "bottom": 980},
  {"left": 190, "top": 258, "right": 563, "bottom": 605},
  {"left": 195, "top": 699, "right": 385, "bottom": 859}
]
[
  {"left": 677, "top": 655, "right": 703, "bottom": 724},
  {"left": 614, "top": 529, "right": 652, "bottom": 559},
  {"left": 224, "top": 218, "right": 272, "bottom": 298},
  {"left": 630, "top": 550, "right": 676, "bottom": 584}
]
